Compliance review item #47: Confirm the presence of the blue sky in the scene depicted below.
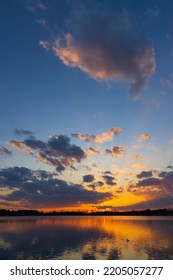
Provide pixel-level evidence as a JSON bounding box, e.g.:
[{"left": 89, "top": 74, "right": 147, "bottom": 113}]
[{"left": 0, "top": 0, "right": 173, "bottom": 211}]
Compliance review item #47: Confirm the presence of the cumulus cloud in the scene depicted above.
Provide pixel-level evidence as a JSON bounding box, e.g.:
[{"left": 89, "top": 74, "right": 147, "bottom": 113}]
[
  {"left": 48, "top": 6, "right": 156, "bottom": 98},
  {"left": 128, "top": 168, "right": 173, "bottom": 207},
  {"left": 102, "top": 175, "right": 116, "bottom": 186},
  {"left": 137, "top": 177, "right": 161, "bottom": 187},
  {"left": 83, "top": 174, "right": 95, "bottom": 183},
  {"left": 9, "top": 135, "right": 87, "bottom": 172},
  {"left": 72, "top": 127, "right": 121, "bottom": 143},
  {"left": 137, "top": 133, "right": 152, "bottom": 142},
  {"left": 136, "top": 170, "right": 153, "bottom": 179},
  {"left": 90, "top": 181, "right": 104, "bottom": 188},
  {"left": 0, "top": 146, "right": 12, "bottom": 157},
  {"left": 0, "top": 166, "right": 33, "bottom": 188},
  {"left": 0, "top": 167, "right": 112, "bottom": 208},
  {"left": 105, "top": 146, "right": 125, "bottom": 157}
]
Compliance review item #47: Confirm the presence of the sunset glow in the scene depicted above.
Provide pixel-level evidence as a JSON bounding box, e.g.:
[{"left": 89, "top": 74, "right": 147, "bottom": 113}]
[{"left": 0, "top": 0, "right": 173, "bottom": 212}]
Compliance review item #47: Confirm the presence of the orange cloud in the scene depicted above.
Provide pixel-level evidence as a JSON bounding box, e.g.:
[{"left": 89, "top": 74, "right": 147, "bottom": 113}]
[
  {"left": 72, "top": 127, "right": 121, "bottom": 143},
  {"left": 46, "top": 7, "right": 156, "bottom": 99},
  {"left": 133, "top": 154, "right": 142, "bottom": 160},
  {"left": 130, "top": 163, "right": 146, "bottom": 169},
  {"left": 105, "top": 146, "right": 125, "bottom": 157},
  {"left": 85, "top": 147, "right": 100, "bottom": 154},
  {"left": 9, "top": 140, "right": 30, "bottom": 153},
  {"left": 137, "top": 133, "right": 151, "bottom": 142}
]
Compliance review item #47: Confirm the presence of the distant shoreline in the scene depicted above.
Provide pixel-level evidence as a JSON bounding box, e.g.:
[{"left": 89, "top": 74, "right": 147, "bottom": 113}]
[{"left": 0, "top": 208, "right": 173, "bottom": 216}]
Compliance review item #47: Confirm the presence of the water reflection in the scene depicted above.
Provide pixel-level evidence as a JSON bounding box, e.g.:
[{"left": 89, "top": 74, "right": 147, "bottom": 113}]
[{"left": 0, "top": 216, "right": 173, "bottom": 259}]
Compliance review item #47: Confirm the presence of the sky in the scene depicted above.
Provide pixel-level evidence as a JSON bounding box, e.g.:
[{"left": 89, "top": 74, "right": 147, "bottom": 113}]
[{"left": 0, "top": 0, "right": 173, "bottom": 212}]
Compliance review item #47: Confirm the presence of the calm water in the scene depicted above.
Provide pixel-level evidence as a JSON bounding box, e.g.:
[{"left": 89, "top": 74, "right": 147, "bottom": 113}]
[{"left": 0, "top": 216, "right": 173, "bottom": 260}]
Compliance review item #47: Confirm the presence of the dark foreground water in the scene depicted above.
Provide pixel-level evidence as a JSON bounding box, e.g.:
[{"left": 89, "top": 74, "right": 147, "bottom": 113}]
[{"left": 0, "top": 216, "right": 173, "bottom": 260}]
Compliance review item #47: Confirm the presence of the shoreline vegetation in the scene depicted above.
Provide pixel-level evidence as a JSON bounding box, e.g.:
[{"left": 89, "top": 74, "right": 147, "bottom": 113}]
[{"left": 0, "top": 208, "right": 173, "bottom": 216}]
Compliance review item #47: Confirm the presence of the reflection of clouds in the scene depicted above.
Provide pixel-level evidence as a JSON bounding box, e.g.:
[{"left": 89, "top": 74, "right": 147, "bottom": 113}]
[
  {"left": 145, "top": 247, "right": 173, "bottom": 260},
  {"left": 82, "top": 238, "right": 121, "bottom": 260},
  {"left": 0, "top": 217, "right": 173, "bottom": 260}
]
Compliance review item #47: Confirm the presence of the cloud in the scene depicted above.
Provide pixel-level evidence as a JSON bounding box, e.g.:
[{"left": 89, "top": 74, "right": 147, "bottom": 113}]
[
  {"left": 48, "top": 6, "right": 156, "bottom": 98},
  {"left": 115, "top": 196, "right": 173, "bottom": 210},
  {"left": 14, "top": 129, "right": 33, "bottom": 137},
  {"left": 0, "top": 147, "right": 12, "bottom": 157},
  {"left": 137, "top": 177, "right": 161, "bottom": 187},
  {"left": 39, "top": 40, "right": 50, "bottom": 51},
  {"left": 24, "top": 0, "right": 47, "bottom": 12},
  {"left": 104, "top": 171, "right": 113, "bottom": 175},
  {"left": 0, "top": 166, "right": 33, "bottom": 188},
  {"left": 72, "top": 127, "right": 121, "bottom": 143},
  {"left": 137, "top": 133, "right": 152, "bottom": 142},
  {"left": 9, "top": 135, "right": 87, "bottom": 172},
  {"left": 83, "top": 174, "right": 95, "bottom": 183},
  {"left": 36, "top": 19, "right": 48, "bottom": 28},
  {"left": 105, "top": 146, "right": 125, "bottom": 157},
  {"left": 102, "top": 175, "right": 116, "bottom": 186},
  {"left": 130, "top": 163, "right": 146, "bottom": 169},
  {"left": 128, "top": 168, "right": 173, "bottom": 207},
  {"left": 9, "top": 140, "right": 31, "bottom": 152},
  {"left": 0, "top": 167, "right": 112, "bottom": 208},
  {"left": 136, "top": 170, "right": 153, "bottom": 178},
  {"left": 85, "top": 147, "right": 100, "bottom": 155},
  {"left": 160, "top": 77, "right": 173, "bottom": 88},
  {"left": 133, "top": 154, "right": 142, "bottom": 160},
  {"left": 167, "top": 165, "right": 173, "bottom": 169}
]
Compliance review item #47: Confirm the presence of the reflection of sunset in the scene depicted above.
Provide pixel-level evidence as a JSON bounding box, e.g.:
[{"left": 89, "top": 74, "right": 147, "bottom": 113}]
[{"left": 1, "top": 217, "right": 173, "bottom": 260}]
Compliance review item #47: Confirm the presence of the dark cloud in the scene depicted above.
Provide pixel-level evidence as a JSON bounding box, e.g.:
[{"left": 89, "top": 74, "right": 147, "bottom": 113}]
[
  {"left": 24, "top": 139, "right": 46, "bottom": 149},
  {"left": 104, "top": 171, "right": 113, "bottom": 175},
  {"left": 83, "top": 174, "right": 95, "bottom": 183},
  {"left": 56, "top": 165, "right": 65, "bottom": 173},
  {"left": 158, "top": 171, "right": 173, "bottom": 182},
  {"left": 115, "top": 187, "right": 124, "bottom": 193},
  {"left": 14, "top": 129, "right": 33, "bottom": 137},
  {"left": 137, "top": 177, "right": 161, "bottom": 187},
  {"left": 102, "top": 175, "right": 116, "bottom": 186},
  {"left": 49, "top": 5, "right": 156, "bottom": 98},
  {"left": 167, "top": 165, "right": 173, "bottom": 169},
  {"left": 136, "top": 170, "right": 153, "bottom": 179},
  {"left": 48, "top": 135, "right": 85, "bottom": 161},
  {"left": 0, "top": 146, "right": 12, "bottom": 157},
  {"left": 0, "top": 166, "right": 33, "bottom": 188},
  {"left": 88, "top": 181, "right": 104, "bottom": 190},
  {"left": 9, "top": 135, "right": 87, "bottom": 172},
  {"left": 128, "top": 169, "right": 173, "bottom": 208},
  {"left": 0, "top": 167, "right": 112, "bottom": 208},
  {"left": 158, "top": 171, "right": 167, "bottom": 178}
]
